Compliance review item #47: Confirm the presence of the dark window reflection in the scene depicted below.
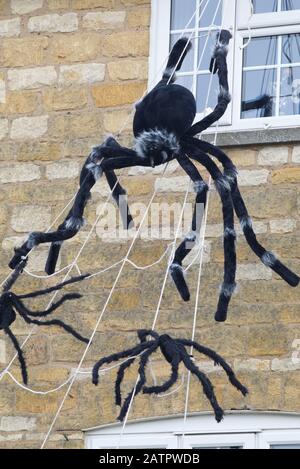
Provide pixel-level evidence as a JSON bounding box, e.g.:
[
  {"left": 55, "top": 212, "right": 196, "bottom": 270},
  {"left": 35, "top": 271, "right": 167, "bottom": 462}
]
[
  {"left": 243, "top": 36, "right": 277, "bottom": 67},
  {"left": 281, "top": 34, "right": 300, "bottom": 64},
  {"left": 241, "top": 69, "right": 276, "bottom": 118},
  {"left": 281, "top": 0, "right": 300, "bottom": 10}
]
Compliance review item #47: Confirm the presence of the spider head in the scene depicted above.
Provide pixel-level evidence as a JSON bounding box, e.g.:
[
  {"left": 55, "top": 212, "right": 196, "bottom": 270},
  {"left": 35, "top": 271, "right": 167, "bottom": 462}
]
[
  {"left": 0, "top": 293, "right": 16, "bottom": 329},
  {"left": 135, "top": 129, "right": 180, "bottom": 168}
]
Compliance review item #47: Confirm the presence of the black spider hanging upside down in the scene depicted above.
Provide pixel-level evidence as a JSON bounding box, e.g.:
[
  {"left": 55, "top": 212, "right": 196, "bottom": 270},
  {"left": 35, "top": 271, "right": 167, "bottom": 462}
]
[
  {"left": 9, "top": 30, "right": 299, "bottom": 323},
  {"left": 0, "top": 273, "right": 89, "bottom": 384},
  {"left": 92, "top": 329, "right": 248, "bottom": 422}
]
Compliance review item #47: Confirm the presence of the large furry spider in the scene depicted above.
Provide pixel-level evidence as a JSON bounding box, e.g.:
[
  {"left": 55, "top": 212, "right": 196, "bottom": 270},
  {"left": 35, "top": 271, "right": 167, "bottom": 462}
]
[
  {"left": 92, "top": 329, "right": 248, "bottom": 422},
  {"left": 9, "top": 30, "right": 299, "bottom": 322},
  {"left": 0, "top": 275, "right": 88, "bottom": 384}
]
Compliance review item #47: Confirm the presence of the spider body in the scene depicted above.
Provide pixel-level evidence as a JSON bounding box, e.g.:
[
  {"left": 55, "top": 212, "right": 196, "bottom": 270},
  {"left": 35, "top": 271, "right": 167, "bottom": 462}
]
[
  {"left": 9, "top": 30, "right": 299, "bottom": 323},
  {"left": 0, "top": 275, "right": 89, "bottom": 384},
  {"left": 0, "top": 293, "right": 16, "bottom": 329},
  {"left": 92, "top": 329, "right": 248, "bottom": 423}
]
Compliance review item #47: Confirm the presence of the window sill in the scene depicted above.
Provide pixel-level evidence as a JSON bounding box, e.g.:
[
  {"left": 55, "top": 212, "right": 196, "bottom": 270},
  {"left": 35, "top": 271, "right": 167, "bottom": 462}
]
[{"left": 205, "top": 127, "right": 300, "bottom": 147}]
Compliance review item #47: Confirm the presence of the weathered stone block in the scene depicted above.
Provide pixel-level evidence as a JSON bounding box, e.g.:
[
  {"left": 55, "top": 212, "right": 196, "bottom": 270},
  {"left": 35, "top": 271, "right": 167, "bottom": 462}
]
[
  {"left": 0, "top": 18, "right": 20, "bottom": 37},
  {"left": 28, "top": 13, "right": 78, "bottom": 33},
  {"left": 0, "top": 90, "right": 39, "bottom": 115},
  {"left": 127, "top": 6, "right": 151, "bottom": 28},
  {"left": 43, "top": 87, "right": 88, "bottom": 111},
  {"left": 272, "top": 167, "right": 300, "bottom": 184},
  {"left": 0, "top": 119, "right": 8, "bottom": 140},
  {"left": 258, "top": 146, "right": 289, "bottom": 166},
  {"left": 0, "top": 416, "right": 36, "bottom": 432},
  {"left": 46, "top": 161, "right": 79, "bottom": 180},
  {"left": 1, "top": 37, "right": 48, "bottom": 67},
  {"left": 59, "top": 63, "right": 105, "bottom": 85},
  {"left": 11, "top": 205, "right": 51, "bottom": 232},
  {"left": 8, "top": 66, "right": 57, "bottom": 91},
  {"left": 49, "top": 33, "right": 101, "bottom": 63},
  {"left": 270, "top": 219, "right": 297, "bottom": 234},
  {"left": 11, "top": 116, "right": 48, "bottom": 140},
  {"left": 17, "top": 141, "right": 61, "bottom": 162},
  {"left": 108, "top": 60, "right": 148, "bottom": 81},
  {"left": 83, "top": 11, "right": 125, "bottom": 30},
  {"left": 102, "top": 31, "right": 149, "bottom": 57},
  {"left": 92, "top": 82, "right": 145, "bottom": 107},
  {"left": 238, "top": 169, "right": 269, "bottom": 186},
  {"left": 0, "top": 163, "right": 40, "bottom": 183},
  {"left": 11, "top": 0, "right": 43, "bottom": 15}
]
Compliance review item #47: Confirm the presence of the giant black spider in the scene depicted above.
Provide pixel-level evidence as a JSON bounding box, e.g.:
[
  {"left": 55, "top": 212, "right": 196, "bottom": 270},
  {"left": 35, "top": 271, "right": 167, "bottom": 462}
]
[
  {"left": 9, "top": 30, "right": 299, "bottom": 323},
  {"left": 0, "top": 274, "right": 89, "bottom": 384},
  {"left": 92, "top": 329, "right": 248, "bottom": 422}
]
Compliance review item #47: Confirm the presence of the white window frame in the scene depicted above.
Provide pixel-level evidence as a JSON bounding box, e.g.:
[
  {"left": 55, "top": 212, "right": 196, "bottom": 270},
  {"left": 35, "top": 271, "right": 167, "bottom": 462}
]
[
  {"left": 85, "top": 412, "right": 300, "bottom": 449},
  {"left": 149, "top": 0, "right": 300, "bottom": 133}
]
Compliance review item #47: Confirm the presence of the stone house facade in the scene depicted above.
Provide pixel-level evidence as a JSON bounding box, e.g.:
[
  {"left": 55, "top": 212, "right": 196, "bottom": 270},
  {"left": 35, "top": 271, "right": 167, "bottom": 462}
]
[{"left": 0, "top": 0, "right": 299, "bottom": 449}]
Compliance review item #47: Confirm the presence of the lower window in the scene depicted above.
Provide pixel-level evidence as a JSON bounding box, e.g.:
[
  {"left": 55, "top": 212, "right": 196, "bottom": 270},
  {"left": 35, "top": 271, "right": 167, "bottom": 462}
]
[{"left": 85, "top": 412, "right": 300, "bottom": 449}]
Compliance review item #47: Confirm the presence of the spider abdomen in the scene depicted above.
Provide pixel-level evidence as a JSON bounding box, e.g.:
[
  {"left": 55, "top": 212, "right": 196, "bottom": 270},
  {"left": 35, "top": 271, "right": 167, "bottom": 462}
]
[{"left": 133, "top": 84, "right": 196, "bottom": 139}]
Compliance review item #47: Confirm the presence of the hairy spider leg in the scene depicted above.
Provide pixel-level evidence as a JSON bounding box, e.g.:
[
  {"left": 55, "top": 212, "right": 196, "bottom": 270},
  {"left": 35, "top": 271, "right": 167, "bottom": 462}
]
[
  {"left": 118, "top": 344, "right": 157, "bottom": 422},
  {"left": 181, "top": 351, "right": 224, "bottom": 422},
  {"left": 92, "top": 341, "right": 154, "bottom": 386},
  {"left": 197, "top": 140, "right": 300, "bottom": 288},
  {"left": 170, "top": 153, "right": 209, "bottom": 301},
  {"left": 4, "top": 326, "right": 28, "bottom": 385},
  {"left": 182, "top": 140, "right": 237, "bottom": 322},
  {"left": 179, "top": 338, "right": 248, "bottom": 396}
]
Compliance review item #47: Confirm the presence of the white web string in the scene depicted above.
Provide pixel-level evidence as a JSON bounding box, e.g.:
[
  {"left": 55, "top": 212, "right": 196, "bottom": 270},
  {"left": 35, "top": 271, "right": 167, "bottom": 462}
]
[
  {"left": 40, "top": 2, "right": 213, "bottom": 444},
  {"left": 117, "top": 180, "right": 192, "bottom": 449},
  {"left": 116, "top": 0, "right": 225, "bottom": 443},
  {"left": 0, "top": 176, "right": 122, "bottom": 383},
  {"left": 40, "top": 162, "right": 173, "bottom": 449},
  {"left": 181, "top": 11, "right": 226, "bottom": 448},
  {"left": 0, "top": 2, "right": 204, "bottom": 383}
]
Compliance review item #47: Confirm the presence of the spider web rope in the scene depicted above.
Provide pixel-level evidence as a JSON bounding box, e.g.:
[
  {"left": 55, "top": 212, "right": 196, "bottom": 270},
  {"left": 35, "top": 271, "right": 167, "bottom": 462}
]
[
  {"left": 40, "top": 162, "right": 175, "bottom": 448},
  {"left": 40, "top": 1, "right": 214, "bottom": 447},
  {"left": 0, "top": 2, "right": 204, "bottom": 383},
  {"left": 181, "top": 8, "right": 227, "bottom": 447},
  {"left": 116, "top": 0, "right": 223, "bottom": 445}
]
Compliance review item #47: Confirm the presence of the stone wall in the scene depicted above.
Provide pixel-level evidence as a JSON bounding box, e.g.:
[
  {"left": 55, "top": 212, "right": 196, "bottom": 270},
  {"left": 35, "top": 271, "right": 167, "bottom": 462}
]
[{"left": 0, "top": 0, "right": 299, "bottom": 449}]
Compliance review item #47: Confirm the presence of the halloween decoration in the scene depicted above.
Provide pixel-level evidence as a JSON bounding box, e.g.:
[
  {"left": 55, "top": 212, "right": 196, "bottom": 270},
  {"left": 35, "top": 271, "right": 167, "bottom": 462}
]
[
  {"left": 8, "top": 30, "right": 299, "bottom": 327},
  {"left": 92, "top": 329, "right": 248, "bottom": 422},
  {"left": 0, "top": 273, "right": 89, "bottom": 384}
]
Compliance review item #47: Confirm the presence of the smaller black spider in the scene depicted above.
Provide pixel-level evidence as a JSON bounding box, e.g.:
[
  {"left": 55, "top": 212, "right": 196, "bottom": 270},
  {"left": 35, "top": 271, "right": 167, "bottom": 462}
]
[
  {"left": 0, "top": 275, "right": 89, "bottom": 385},
  {"left": 92, "top": 329, "right": 248, "bottom": 422}
]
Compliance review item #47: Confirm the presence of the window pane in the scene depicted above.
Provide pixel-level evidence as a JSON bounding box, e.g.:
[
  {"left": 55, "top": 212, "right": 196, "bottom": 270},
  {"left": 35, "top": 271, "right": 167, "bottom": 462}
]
[
  {"left": 253, "top": 0, "right": 278, "bottom": 13},
  {"left": 280, "top": 66, "right": 300, "bottom": 115},
  {"left": 281, "top": 34, "right": 300, "bottom": 64},
  {"left": 271, "top": 444, "right": 300, "bottom": 449},
  {"left": 196, "top": 73, "right": 218, "bottom": 113},
  {"left": 171, "top": 0, "right": 196, "bottom": 30},
  {"left": 243, "top": 36, "right": 277, "bottom": 67},
  {"left": 198, "top": 32, "right": 218, "bottom": 70},
  {"left": 170, "top": 34, "right": 194, "bottom": 72},
  {"left": 176, "top": 74, "right": 193, "bottom": 92},
  {"left": 199, "top": 0, "right": 222, "bottom": 28},
  {"left": 281, "top": 0, "right": 300, "bottom": 10},
  {"left": 241, "top": 69, "right": 276, "bottom": 119}
]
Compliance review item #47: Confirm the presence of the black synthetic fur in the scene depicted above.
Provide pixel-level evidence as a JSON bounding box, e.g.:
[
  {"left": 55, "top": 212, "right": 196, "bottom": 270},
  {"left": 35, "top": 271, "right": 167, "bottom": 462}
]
[
  {"left": 0, "top": 275, "right": 88, "bottom": 384},
  {"left": 7, "top": 26, "right": 298, "bottom": 326},
  {"left": 163, "top": 37, "right": 192, "bottom": 82},
  {"left": 92, "top": 330, "right": 247, "bottom": 423}
]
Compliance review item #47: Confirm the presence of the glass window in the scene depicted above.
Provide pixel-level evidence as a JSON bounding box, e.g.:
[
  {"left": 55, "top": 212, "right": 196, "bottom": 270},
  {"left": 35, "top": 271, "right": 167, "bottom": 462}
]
[
  {"left": 252, "top": 0, "right": 278, "bottom": 14},
  {"left": 241, "top": 33, "right": 300, "bottom": 119},
  {"left": 170, "top": 0, "right": 223, "bottom": 114},
  {"left": 252, "top": 0, "right": 300, "bottom": 13},
  {"left": 271, "top": 444, "right": 300, "bottom": 449}
]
